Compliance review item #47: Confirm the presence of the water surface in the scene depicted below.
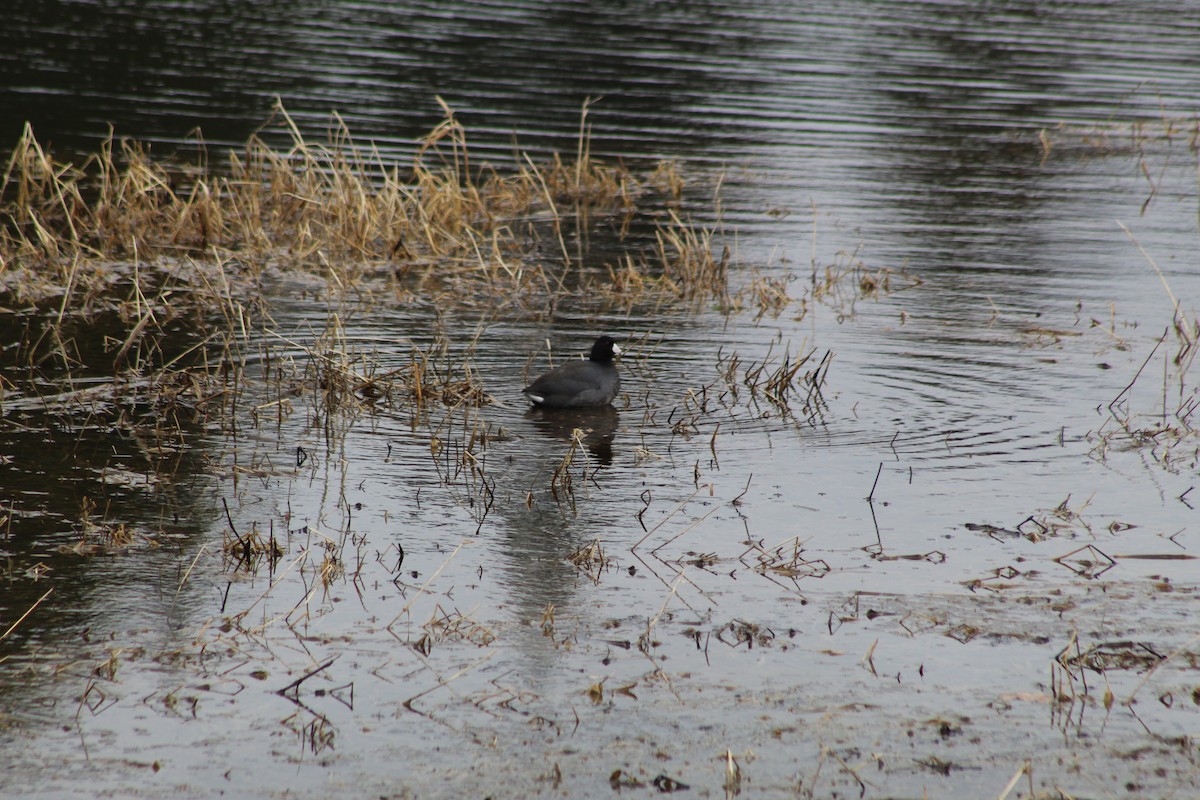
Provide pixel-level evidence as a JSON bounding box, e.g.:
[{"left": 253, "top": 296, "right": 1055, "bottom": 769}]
[{"left": 3, "top": 2, "right": 1200, "bottom": 797}]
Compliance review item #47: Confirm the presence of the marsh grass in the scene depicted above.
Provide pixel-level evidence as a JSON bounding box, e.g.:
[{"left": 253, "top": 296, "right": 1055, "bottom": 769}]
[
  {"left": 0, "top": 100, "right": 688, "bottom": 308},
  {"left": 589, "top": 210, "right": 731, "bottom": 310},
  {"left": 550, "top": 426, "right": 590, "bottom": 507},
  {"left": 811, "top": 246, "right": 921, "bottom": 316},
  {"left": 58, "top": 496, "right": 153, "bottom": 556},
  {"left": 221, "top": 521, "right": 284, "bottom": 572},
  {"left": 567, "top": 539, "right": 611, "bottom": 584},
  {"left": 419, "top": 604, "right": 497, "bottom": 651},
  {"left": 4, "top": 97, "right": 834, "bottom": 335},
  {"left": 712, "top": 344, "right": 832, "bottom": 423}
]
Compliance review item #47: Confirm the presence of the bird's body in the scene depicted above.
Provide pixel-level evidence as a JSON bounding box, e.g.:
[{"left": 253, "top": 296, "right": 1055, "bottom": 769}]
[{"left": 523, "top": 336, "right": 621, "bottom": 409}]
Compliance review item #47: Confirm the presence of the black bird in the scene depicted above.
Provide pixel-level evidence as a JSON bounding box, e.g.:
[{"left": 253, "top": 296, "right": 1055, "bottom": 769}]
[{"left": 522, "top": 336, "right": 622, "bottom": 408}]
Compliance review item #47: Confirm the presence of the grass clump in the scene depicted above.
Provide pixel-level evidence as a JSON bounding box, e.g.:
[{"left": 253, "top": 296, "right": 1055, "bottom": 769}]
[
  {"left": 0, "top": 98, "right": 757, "bottom": 350},
  {"left": 0, "top": 100, "right": 662, "bottom": 299}
]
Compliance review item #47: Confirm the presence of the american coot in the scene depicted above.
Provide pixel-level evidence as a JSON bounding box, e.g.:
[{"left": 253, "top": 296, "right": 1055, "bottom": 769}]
[{"left": 523, "top": 336, "right": 622, "bottom": 408}]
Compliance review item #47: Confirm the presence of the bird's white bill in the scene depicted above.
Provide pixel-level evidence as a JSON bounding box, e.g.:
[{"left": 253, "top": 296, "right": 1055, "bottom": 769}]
[{"left": 612, "top": 343, "right": 622, "bottom": 355}]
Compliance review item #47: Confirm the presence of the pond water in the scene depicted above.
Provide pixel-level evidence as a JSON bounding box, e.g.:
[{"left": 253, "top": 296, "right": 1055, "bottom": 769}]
[{"left": 3, "top": 2, "right": 1200, "bottom": 798}]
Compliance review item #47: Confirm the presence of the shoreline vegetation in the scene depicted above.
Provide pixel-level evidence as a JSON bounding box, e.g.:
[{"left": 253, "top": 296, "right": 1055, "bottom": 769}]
[
  {"left": 0, "top": 99, "right": 908, "bottom": 318},
  {"left": 0, "top": 99, "right": 732, "bottom": 315}
]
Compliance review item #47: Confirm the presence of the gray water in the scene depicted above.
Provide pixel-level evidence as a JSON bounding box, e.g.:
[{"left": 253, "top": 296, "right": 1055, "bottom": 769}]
[{"left": 3, "top": 2, "right": 1200, "bottom": 798}]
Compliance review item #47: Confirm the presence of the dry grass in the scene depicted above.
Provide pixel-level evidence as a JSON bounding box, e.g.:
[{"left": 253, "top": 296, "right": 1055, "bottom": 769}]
[
  {"left": 57, "top": 496, "right": 156, "bottom": 556},
  {"left": 415, "top": 604, "right": 497, "bottom": 654},
  {"left": 567, "top": 538, "right": 612, "bottom": 583},
  {"left": 550, "top": 426, "right": 590, "bottom": 506},
  {"left": 0, "top": 100, "right": 665, "bottom": 306},
  {"left": 0, "top": 97, "right": 777, "bottom": 348},
  {"left": 590, "top": 210, "right": 731, "bottom": 308},
  {"left": 712, "top": 343, "right": 833, "bottom": 422},
  {"left": 0, "top": 100, "right": 894, "bottom": 403},
  {"left": 811, "top": 246, "right": 921, "bottom": 315}
]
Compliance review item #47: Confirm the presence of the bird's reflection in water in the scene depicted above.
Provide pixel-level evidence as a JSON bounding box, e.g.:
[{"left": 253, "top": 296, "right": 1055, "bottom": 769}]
[{"left": 525, "top": 406, "right": 619, "bottom": 466}]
